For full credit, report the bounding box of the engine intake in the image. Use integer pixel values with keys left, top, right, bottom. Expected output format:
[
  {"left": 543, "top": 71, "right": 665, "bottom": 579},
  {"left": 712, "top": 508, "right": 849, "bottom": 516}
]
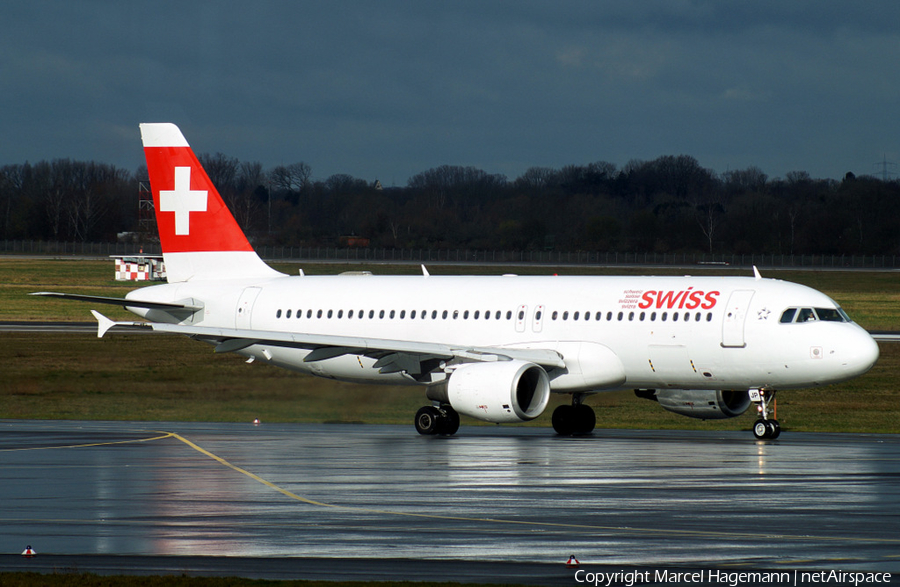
[
  {"left": 428, "top": 360, "right": 551, "bottom": 423},
  {"left": 636, "top": 388, "right": 751, "bottom": 420}
]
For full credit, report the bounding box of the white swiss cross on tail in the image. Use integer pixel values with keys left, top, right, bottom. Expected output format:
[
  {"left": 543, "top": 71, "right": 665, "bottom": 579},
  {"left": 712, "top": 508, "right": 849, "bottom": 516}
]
[{"left": 159, "top": 167, "right": 208, "bottom": 235}]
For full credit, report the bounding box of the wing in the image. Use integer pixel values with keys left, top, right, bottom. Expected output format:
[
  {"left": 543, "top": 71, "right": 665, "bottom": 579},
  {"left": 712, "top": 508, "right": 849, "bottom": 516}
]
[
  {"left": 31, "top": 292, "right": 203, "bottom": 312},
  {"left": 89, "top": 311, "right": 566, "bottom": 375}
]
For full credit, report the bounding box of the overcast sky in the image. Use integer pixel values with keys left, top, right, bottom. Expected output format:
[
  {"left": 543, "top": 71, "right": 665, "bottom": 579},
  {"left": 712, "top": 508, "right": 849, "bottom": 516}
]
[{"left": 3, "top": 1, "right": 900, "bottom": 185}]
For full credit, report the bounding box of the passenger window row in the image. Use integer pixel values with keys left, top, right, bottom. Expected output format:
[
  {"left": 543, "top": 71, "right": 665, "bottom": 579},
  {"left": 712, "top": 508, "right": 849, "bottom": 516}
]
[
  {"left": 275, "top": 308, "right": 515, "bottom": 321},
  {"left": 274, "top": 307, "right": 714, "bottom": 323},
  {"left": 548, "top": 310, "right": 714, "bottom": 323}
]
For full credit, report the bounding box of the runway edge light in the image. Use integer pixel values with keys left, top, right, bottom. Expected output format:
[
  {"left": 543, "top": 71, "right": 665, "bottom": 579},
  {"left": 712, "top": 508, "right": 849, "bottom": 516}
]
[
  {"left": 565, "top": 554, "right": 579, "bottom": 568},
  {"left": 21, "top": 545, "right": 36, "bottom": 558}
]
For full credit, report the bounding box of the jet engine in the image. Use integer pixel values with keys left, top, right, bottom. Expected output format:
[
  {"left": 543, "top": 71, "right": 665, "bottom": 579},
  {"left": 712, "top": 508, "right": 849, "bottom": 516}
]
[
  {"left": 427, "top": 360, "right": 551, "bottom": 423},
  {"left": 635, "top": 388, "right": 751, "bottom": 420}
]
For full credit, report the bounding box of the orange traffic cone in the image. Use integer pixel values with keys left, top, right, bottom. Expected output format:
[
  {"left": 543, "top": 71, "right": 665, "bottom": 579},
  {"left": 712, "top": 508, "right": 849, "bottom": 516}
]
[
  {"left": 565, "top": 554, "right": 579, "bottom": 568},
  {"left": 21, "top": 545, "right": 36, "bottom": 558}
]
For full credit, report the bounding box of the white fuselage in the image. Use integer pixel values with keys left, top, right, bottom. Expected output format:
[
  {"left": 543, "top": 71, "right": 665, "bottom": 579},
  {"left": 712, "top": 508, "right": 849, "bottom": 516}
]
[{"left": 127, "top": 273, "right": 880, "bottom": 394}]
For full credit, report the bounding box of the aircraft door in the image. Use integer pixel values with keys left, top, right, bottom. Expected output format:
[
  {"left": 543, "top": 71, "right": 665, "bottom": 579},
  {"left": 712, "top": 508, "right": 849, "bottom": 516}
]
[
  {"left": 236, "top": 287, "right": 262, "bottom": 329},
  {"left": 721, "top": 290, "right": 755, "bottom": 348}
]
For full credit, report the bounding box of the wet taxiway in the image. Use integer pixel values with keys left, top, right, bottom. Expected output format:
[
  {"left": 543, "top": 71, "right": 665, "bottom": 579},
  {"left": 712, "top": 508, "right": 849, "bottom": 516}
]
[{"left": 1, "top": 421, "right": 898, "bottom": 579}]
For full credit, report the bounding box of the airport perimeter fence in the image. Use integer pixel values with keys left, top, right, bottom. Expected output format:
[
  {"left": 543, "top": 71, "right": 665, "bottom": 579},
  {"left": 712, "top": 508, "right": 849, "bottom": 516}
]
[{"left": 2, "top": 239, "right": 899, "bottom": 269}]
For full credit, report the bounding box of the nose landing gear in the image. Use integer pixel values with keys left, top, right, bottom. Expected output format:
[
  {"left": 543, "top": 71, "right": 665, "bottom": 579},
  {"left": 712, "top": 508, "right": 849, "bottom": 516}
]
[{"left": 750, "top": 388, "right": 780, "bottom": 440}]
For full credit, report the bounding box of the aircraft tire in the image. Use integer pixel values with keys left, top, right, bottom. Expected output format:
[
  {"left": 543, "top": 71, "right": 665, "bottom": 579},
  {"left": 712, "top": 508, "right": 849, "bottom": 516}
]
[
  {"left": 573, "top": 404, "right": 596, "bottom": 435},
  {"left": 753, "top": 420, "right": 767, "bottom": 439},
  {"left": 767, "top": 420, "right": 781, "bottom": 439},
  {"left": 551, "top": 405, "right": 575, "bottom": 435},
  {"left": 753, "top": 419, "right": 771, "bottom": 439},
  {"left": 415, "top": 406, "right": 442, "bottom": 435},
  {"left": 438, "top": 406, "right": 460, "bottom": 435}
]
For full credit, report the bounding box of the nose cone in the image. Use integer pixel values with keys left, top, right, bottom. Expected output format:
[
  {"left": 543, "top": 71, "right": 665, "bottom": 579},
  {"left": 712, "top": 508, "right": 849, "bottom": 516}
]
[{"left": 842, "top": 327, "right": 880, "bottom": 377}]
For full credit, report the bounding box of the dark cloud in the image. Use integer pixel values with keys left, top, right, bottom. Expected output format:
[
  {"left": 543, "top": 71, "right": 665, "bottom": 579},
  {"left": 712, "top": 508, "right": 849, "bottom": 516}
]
[{"left": 1, "top": 1, "right": 899, "bottom": 183}]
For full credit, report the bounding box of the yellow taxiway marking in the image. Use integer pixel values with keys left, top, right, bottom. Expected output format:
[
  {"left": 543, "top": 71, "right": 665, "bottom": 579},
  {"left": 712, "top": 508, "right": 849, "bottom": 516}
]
[
  {"left": 169, "top": 432, "right": 333, "bottom": 508},
  {"left": 0, "top": 432, "right": 175, "bottom": 452},
  {"left": 8, "top": 427, "right": 900, "bottom": 549},
  {"left": 166, "top": 432, "right": 900, "bottom": 545}
]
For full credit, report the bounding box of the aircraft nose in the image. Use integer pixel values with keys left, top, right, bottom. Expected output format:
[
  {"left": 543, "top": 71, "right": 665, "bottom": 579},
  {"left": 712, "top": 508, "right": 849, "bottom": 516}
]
[{"left": 842, "top": 327, "right": 880, "bottom": 376}]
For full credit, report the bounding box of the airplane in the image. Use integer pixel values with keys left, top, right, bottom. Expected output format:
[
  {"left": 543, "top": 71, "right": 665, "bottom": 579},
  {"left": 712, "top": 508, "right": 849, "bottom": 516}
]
[{"left": 34, "top": 123, "right": 881, "bottom": 440}]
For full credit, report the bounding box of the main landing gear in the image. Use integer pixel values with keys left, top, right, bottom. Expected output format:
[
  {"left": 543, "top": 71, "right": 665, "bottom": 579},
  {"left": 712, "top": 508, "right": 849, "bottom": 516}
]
[
  {"left": 751, "top": 388, "right": 781, "bottom": 440},
  {"left": 414, "top": 404, "right": 460, "bottom": 436},
  {"left": 551, "top": 394, "right": 596, "bottom": 436}
]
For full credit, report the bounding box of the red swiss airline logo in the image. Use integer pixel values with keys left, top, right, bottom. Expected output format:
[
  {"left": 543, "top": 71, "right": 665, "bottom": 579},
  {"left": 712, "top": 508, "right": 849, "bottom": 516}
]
[
  {"left": 618, "top": 288, "right": 720, "bottom": 310},
  {"left": 638, "top": 288, "right": 720, "bottom": 310}
]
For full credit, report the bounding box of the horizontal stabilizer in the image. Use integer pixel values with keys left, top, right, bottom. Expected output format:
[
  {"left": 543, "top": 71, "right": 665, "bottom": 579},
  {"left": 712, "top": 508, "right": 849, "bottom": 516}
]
[
  {"left": 92, "top": 310, "right": 116, "bottom": 338},
  {"left": 90, "top": 310, "right": 150, "bottom": 338}
]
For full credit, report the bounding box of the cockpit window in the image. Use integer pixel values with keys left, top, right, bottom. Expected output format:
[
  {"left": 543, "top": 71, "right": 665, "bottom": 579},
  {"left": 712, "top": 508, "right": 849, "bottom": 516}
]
[
  {"left": 779, "top": 308, "right": 797, "bottom": 323},
  {"left": 815, "top": 308, "right": 847, "bottom": 322},
  {"left": 797, "top": 308, "right": 816, "bottom": 322},
  {"left": 780, "top": 307, "right": 850, "bottom": 324}
]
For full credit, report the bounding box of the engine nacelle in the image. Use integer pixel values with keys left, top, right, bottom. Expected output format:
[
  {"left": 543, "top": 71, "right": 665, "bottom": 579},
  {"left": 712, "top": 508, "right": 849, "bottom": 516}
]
[
  {"left": 428, "top": 360, "right": 551, "bottom": 423},
  {"left": 638, "top": 389, "right": 752, "bottom": 420}
]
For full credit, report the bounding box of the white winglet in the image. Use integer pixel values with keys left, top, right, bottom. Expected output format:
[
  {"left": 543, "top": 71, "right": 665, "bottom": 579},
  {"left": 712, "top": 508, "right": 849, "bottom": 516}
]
[
  {"left": 91, "top": 310, "right": 117, "bottom": 338},
  {"left": 421, "top": 264, "right": 430, "bottom": 277},
  {"left": 753, "top": 266, "right": 762, "bottom": 281}
]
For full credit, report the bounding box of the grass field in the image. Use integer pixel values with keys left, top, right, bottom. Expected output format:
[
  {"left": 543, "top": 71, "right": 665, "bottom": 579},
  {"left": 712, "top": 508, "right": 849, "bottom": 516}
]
[{"left": 1, "top": 258, "right": 898, "bottom": 433}]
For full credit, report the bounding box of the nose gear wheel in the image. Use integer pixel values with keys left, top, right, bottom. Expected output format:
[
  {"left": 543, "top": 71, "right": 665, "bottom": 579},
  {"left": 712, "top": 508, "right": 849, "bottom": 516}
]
[{"left": 750, "top": 388, "right": 781, "bottom": 440}]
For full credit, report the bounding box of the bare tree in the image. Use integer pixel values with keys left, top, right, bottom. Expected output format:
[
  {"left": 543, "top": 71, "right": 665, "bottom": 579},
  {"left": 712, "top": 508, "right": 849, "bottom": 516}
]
[
  {"left": 65, "top": 162, "right": 124, "bottom": 242},
  {"left": 270, "top": 162, "right": 311, "bottom": 194},
  {"left": 408, "top": 165, "right": 507, "bottom": 212},
  {"left": 515, "top": 166, "right": 557, "bottom": 190},
  {"left": 325, "top": 174, "right": 366, "bottom": 194},
  {"left": 200, "top": 152, "right": 254, "bottom": 228},
  {"left": 231, "top": 161, "right": 266, "bottom": 232},
  {"left": 44, "top": 160, "right": 69, "bottom": 240},
  {"left": 198, "top": 152, "right": 239, "bottom": 195},
  {"left": 237, "top": 161, "right": 264, "bottom": 193},
  {"left": 787, "top": 206, "right": 800, "bottom": 255},
  {"left": 0, "top": 164, "right": 25, "bottom": 238},
  {"left": 696, "top": 200, "right": 725, "bottom": 253},
  {"left": 723, "top": 166, "right": 768, "bottom": 193}
]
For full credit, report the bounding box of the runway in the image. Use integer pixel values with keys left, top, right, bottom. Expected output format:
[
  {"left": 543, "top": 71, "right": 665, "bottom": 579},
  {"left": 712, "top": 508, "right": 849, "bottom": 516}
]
[
  {"left": 0, "top": 321, "right": 98, "bottom": 334},
  {"left": 1, "top": 421, "right": 899, "bottom": 581}
]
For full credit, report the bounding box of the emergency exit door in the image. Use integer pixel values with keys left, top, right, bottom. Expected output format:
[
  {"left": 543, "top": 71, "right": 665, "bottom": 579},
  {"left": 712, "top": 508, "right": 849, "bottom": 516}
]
[
  {"left": 236, "top": 287, "right": 262, "bottom": 329},
  {"left": 721, "top": 290, "right": 754, "bottom": 348}
]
